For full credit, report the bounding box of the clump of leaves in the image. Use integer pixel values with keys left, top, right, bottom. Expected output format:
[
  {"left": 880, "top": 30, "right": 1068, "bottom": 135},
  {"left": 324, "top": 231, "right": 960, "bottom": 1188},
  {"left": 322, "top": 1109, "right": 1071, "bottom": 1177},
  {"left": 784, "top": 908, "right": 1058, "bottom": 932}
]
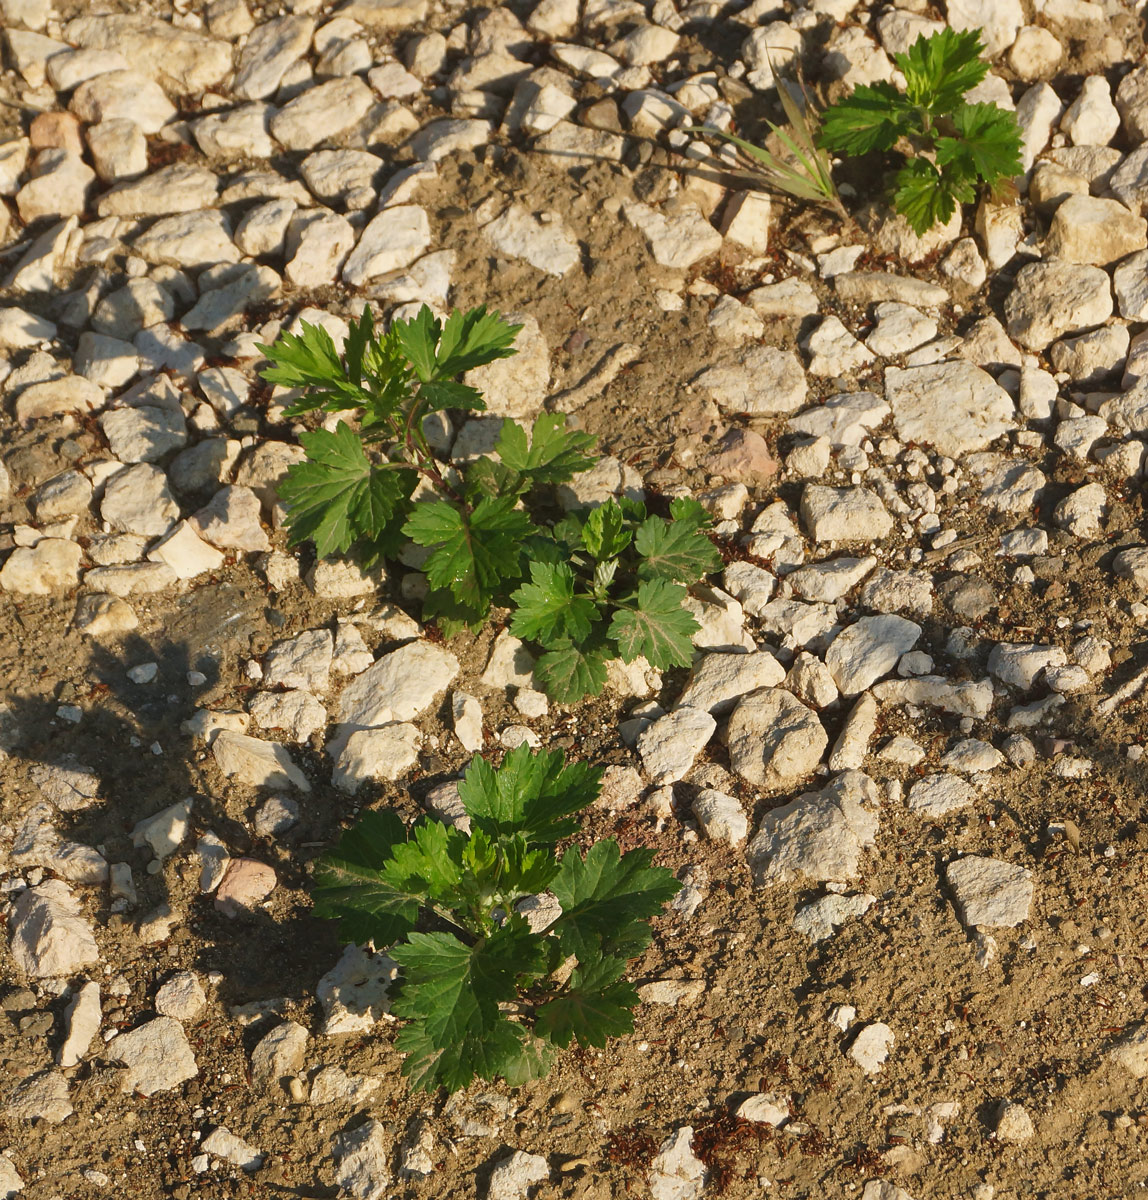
[
  {"left": 313, "top": 744, "right": 681, "bottom": 1093},
  {"left": 259, "top": 304, "right": 721, "bottom": 703},
  {"left": 818, "top": 27, "right": 1023, "bottom": 235}
]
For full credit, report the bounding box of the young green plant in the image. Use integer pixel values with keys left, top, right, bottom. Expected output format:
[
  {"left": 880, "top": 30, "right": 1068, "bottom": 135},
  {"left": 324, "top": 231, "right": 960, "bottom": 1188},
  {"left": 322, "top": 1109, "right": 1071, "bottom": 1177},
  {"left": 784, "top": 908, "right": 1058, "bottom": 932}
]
[
  {"left": 313, "top": 744, "right": 682, "bottom": 1093},
  {"left": 819, "top": 27, "right": 1023, "bottom": 234},
  {"left": 259, "top": 305, "right": 721, "bottom": 704}
]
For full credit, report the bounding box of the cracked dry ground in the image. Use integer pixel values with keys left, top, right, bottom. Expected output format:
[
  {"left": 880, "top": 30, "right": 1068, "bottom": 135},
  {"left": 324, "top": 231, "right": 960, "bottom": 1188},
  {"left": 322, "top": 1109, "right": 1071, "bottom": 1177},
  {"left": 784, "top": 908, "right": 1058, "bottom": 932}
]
[{"left": 5, "top": 0, "right": 1148, "bottom": 1198}]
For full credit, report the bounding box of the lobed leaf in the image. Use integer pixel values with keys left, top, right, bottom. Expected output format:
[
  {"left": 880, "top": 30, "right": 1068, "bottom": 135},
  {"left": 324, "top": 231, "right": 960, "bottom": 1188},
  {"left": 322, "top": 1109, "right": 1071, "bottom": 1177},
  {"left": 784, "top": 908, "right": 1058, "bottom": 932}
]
[
  {"left": 497, "top": 414, "right": 598, "bottom": 486},
  {"left": 819, "top": 81, "right": 911, "bottom": 156},
  {"left": 551, "top": 839, "right": 681, "bottom": 960},
  {"left": 402, "top": 496, "right": 534, "bottom": 612},
  {"left": 534, "top": 949, "right": 638, "bottom": 1049},
  {"left": 937, "top": 101, "right": 1024, "bottom": 186},
  {"left": 533, "top": 640, "right": 610, "bottom": 704},
  {"left": 634, "top": 512, "right": 722, "bottom": 584},
  {"left": 312, "top": 810, "right": 420, "bottom": 948},
  {"left": 895, "top": 27, "right": 987, "bottom": 114},
  {"left": 608, "top": 578, "right": 699, "bottom": 670},
  {"left": 279, "top": 423, "right": 416, "bottom": 559},
  {"left": 582, "top": 500, "right": 631, "bottom": 561},
  {"left": 456, "top": 743, "right": 602, "bottom": 847},
  {"left": 509, "top": 561, "right": 601, "bottom": 646}
]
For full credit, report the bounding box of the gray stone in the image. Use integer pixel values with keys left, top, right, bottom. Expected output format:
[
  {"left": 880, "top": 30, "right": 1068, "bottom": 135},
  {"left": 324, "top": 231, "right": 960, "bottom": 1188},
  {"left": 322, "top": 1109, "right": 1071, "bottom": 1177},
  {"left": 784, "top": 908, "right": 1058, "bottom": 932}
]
[
  {"left": 343, "top": 206, "right": 431, "bottom": 287},
  {"left": 488, "top": 1151, "right": 549, "bottom": 1200},
  {"left": 202, "top": 1126, "right": 263, "bottom": 1172},
  {"left": 154, "top": 971, "right": 207, "bottom": 1021},
  {"left": 134, "top": 210, "right": 239, "bottom": 269},
  {"left": 793, "top": 891, "right": 876, "bottom": 942},
  {"left": 318, "top": 944, "right": 399, "bottom": 1035},
  {"left": 9, "top": 880, "right": 99, "bottom": 978},
  {"left": 233, "top": 14, "right": 314, "bottom": 99},
  {"left": 1045, "top": 195, "right": 1146, "bottom": 266},
  {"left": 97, "top": 164, "right": 219, "bottom": 218},
  {"left": 249, "top": 690, "right": 327, "bottom": 742},
  {"left": 987, "top": 642, "right": 1067, "bottom": 690},
  {"left": 332, "top": 724, "right": 422, "bottom": 792},
  {"left": 483, "top": 204, "right": 579, "bottom": 276},
  {"left": 270, "top": 76, "right": 374, "bottom": 150},
  {"left": 263, "top": 629, "right": 334, "bottom": 693},
  {"left": 622, "top": 199, "right": 722, "bottom": 269},
  {"left": 5, "top": 1071, "right": 72, "bottom": 1124},
  {"left": 251, "top": 1020, "right": 308, "bottom": 1090},
  {"left": 691, "top": 789, "right": 748, "bottom": 846},
  {"left": 191, "top": 485, "right": 270, "bottom": 552},
  {"left": 747, "top": 770, "right": 880, "bottom": 886},
  {"left": 285, "top": 209, "right": 355, "bottom": 287},
  {"left": 99, "top": 406, "right": 187, "bottom": 463}
]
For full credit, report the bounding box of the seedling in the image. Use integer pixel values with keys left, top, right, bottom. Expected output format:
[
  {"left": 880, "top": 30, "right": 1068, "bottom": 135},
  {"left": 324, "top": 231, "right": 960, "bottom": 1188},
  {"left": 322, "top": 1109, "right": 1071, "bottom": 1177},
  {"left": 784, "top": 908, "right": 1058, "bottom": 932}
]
[
  {"left": 819, "top": 27, "right": 1023, "bottom": 234},
  {"left": 259, "top": 305, "right": 721, "bottom": 703},
  {"left": 313, "top": 744, "right": 681, "bottom": 1093}
]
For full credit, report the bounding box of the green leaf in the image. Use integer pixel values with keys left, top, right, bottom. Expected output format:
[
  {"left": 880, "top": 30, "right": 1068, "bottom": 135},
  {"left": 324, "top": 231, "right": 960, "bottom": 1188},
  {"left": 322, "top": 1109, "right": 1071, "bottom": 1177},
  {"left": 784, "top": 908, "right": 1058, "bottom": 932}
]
[
  {"left": 434, "top": 305, "right": 523, "bottom": 378},
  {"left": 312, "top": 810, "right": 420, "bottom": 948},
  {"left": 402, "top": 496, "right": 534, "bottom": 611},
  {"left": 896, "top": 27, "right": 987, "bottom": 114},
  {"left": 534, "top": 640, "right": 610, "bottom": 704},
  {"left": 456, "top": 743, "right": 602, "bottom": 847},
  {"left": 582, "top": 500, "right": 631, "bottom": 561},
  {"left": 608, "top": 578, "right": 698, "bottom": 670},
  {"left": 381, "top": 820, "right": 467, "bottom": 909},
  {"left": 258, "top": 321, "right": 368, "bottom": 415},
  {"left": 391, "top": 923, "right": 548, "bottom": 1092},
  {"left": 344, "top": 306, "right": 375, "bottom": 389},
  {"left": 819, "top": 81, "right": 911, "bottom": 156},
  {"left": 634, "top": 514, "right": 722, "bottom": 584},
  {"left": 891, "top": 156, "right": 972, "bottom": 236},
  {"left": 418, "top": 378, "right": 486, "bottom": 413},
  {"left": 279, "top": 422, "right": 416, "bottom": 559},
  {"left": 534, "top": 950, "right": 639, "bottom": 1049},
  {"left": 497, "top": 414, "right": 598, "bottom": 486},
  {"left": 509, "top": 561, "right": 600, "bottom": 645},
  {"left": 937, "top": 101, "right": 1023, "bottom": 186},
  {"left": 391, "top": 304, "right": 440, "bottom": 382},
  {"left": 551, "top": 839, "right": 680, "bottom": 961}
]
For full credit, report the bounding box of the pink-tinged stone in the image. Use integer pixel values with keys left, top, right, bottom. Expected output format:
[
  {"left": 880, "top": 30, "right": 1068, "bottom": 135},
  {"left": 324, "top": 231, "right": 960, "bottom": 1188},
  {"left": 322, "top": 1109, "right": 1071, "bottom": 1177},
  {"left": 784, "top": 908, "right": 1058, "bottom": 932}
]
[
  {"left": 703, "top": 428, "right": 778, "bottom": 488},
  {"left": 214, "top": 858, "right": 276, "bottom": 917}
]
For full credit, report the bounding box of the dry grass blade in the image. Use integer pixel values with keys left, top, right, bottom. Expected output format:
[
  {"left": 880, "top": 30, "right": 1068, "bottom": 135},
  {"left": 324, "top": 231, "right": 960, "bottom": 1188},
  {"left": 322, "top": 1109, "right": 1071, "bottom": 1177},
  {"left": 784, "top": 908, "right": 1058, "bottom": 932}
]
[{"left": 684, "top": 51, "right": 847, "bottom": 221}]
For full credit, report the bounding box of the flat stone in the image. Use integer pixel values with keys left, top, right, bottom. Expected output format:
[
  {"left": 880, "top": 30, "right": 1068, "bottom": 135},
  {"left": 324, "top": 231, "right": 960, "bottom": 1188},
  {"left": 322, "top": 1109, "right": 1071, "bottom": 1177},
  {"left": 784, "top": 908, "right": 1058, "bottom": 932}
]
[
  {"left": 30, "top": 758, "right": 100, "bottom": 810},
  {"left": 885, "top": 361, "right": 1015, "bottom": 457},
  {"left": 691, "top": 788, "right": 748, "bottom": 846},
  {"left": 801, "top": 485, "right": 893, "bottom": 543},
  {"left": 134, "top": 210, "right": 239, "bottom": 269},
  {"left": 5, "top": 1071, "right": 72, "bottom": 1124},
  {"left": 488, "top": 1151, "right": 549, "bottom": 1200},
  {"left": 212, "top": 731, "right": 311, "bottom": 791},
  {"left": 191, "top": 485, "right": 270, "bottom": 552},
  {"left": 99, "top": 406, "right": 187, "bottom": 463},
  {"left": 905, "top": 773, "right": 976, "bottom": 817},
  {"left": 249, "top": 690, "right": 327, "bottom": 742},
  {"left": 71, "top": 70, "right": 175, "bottom": 133},
  {"left": 147, "top": 521, "right": 225, "bottom": 581},
  {"left": 483, "top": 203, "right": 579, "bottom": 276},
  {"left": 788, "top": 391, "right": 890, "bottom": 448},
  {"left": 674, "top": 650, "right": 785, "bottom": 715},
  {"left": 263, "top": 629, "right": 334, "bottom": 693},
  {"left": 333, "top": 1119, "right": 391, "bottom": 1200},
  {"left": 692, "top": 345, "right": 806, "bottom": 415},
  {"left": 987, "top": 642, "right": 1067, "bottom": 690},
  {"left": 193, "top": 102, "right": 276, "bottom": 160},
  {"left": 233, "top": 14, "right": 314, "bottom": 99},
  {"left": 155, "top": 971, "right": 207, "bottom": 1021},
  {"left": 251, "top": 1020, "right": 308, "bottom": 1090},
  {"left": 343, "top": 205, "right": 431, "bottom": 286},
  {"left": 318, "top": 944, "right": 398, "bottom": 1035},
  {"left": 637, "top": 706, "right": 717, "bottom": 784},
  {"left": 726, "top": 688, "right": 827, "bottom": 788},
  {"left": 182, "top": 264, "right": 280, "bottom": 332},
  {"left": 336, "top": 641, "right": 459, "bottom": 729},
  {"left": 8, "top": 880, "right": 99, "bottom": 978},
  {"left": 793, "top": 892, "right": 876, "bottom": 942},
  {"left": 1004, "top": 261, "right": 1112, "bottom": 351},
  {"left": 806, "top": 315, "right": 876, "bottom": 375},
  {"left": 202, "top": 1126, "right": 263, "bottom": 1172},
  {"left": 408, "top": 117, "right": 492, "bottom": 163},
  {"left": 107, "top": 1017, "right": 197, "bottom": 1095},
  {"left": 1045, "top": 195, "right": 1147, "bottom": 266},
  {"left": 14, "top": 374, "right": 103, "bottom": 423},
  {"left": 850, "top": 1023, "right": 895, "bottom": 1075},
  {"left": 332, "top": 724, "right": 422, "bottom": 792},
  {"left": 648, "top": 1127, "right": 707, "bottom": 1200},
  {"left": 270, "top": 76, "right": 373, "bottom": 150},
  {"left": 946, "top": 854, "right": 1033, "bottom": 928},
  {"left": 825, "top": 615, "right": 921, "bottom": 696},
  {"left": 285, "top": 209, "right": 355, "bottom": 287},
  {"left": 622, "top": 199, "right": 721, "bottom": 269},
  {"left": 0, "top": 538, "right": 82, "bottom": 594},
  {"left": 1108, "top": 1024, "right": 1148, "bottom": 1079},
  {"left": 97, "top": 164, "right": 219, "bottom": 218},
  {"left": 214, "top": 858, "right": 277, "bottom": 916},
  {"left": 747, "top": 770, "right": 880, "bottom": 886}
]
